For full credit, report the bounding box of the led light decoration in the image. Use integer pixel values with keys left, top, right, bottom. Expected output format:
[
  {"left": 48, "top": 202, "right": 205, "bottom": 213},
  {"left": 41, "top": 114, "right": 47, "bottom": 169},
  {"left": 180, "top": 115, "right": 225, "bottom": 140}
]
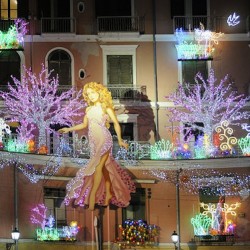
[
  {"left": 215, "top": 120, "right": 237, "bottom": 154},
  {"left": 31, "top": 203, "right": 79, "bottom": 241},
  {"left": 0, "top": 118, "right": 11, "bottom": 143},
  {"left": 200, "top": 201, "right": 240, "bottom": 234},
  {"left": 227, "top": 13, "right": 240, "bottom": 26},
  {"left": 0, "top": 65, "right": 85, "bottom": 147},
  {"left": 0, "top": 18, "right": 28, "bottom": 50},
  {"left": 146, "top": 167, "right": 250, "bottom": 196},
  {"left": 238, "top": 136, "right": 250, "bottom": 156},
  {"left": 150, "top": 139, "right": 173, "bottom": 159},
  {"left": 30, "top": 204, "right": 47, "bottom": 229},
  {"left": 115, "top": 219, "right": 160, "bottom": 247},
  {"left": 191, "top": 214, "right": 212, "bottom": 235},
  {"left": 175, "top": 25, "right": 223, "bottom": 60},
  {"left": 166, "top": 70, "right": 250, "bottom": 150}
]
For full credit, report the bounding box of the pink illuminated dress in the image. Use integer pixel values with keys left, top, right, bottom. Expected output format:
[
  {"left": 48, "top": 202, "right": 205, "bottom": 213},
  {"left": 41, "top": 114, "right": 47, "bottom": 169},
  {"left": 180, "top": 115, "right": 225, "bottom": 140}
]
[{"left": 64, "top": 105, "right": 135, "bottom": 207}]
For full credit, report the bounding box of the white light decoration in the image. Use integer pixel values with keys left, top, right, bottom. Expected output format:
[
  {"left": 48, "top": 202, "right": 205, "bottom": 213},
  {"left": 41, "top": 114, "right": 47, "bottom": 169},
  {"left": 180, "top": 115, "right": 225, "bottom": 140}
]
[
  {"left": 227, "top": 13, "right": 240, "bottom": 26},
  {"left": 194, "top": 23, "right": 224, "bottom": 58},
  {"left": 0, "top": 118, "right": 11, "bottom": 143},
  {"left": 215, "top": 120, "right": 237, "bottom": 153}
]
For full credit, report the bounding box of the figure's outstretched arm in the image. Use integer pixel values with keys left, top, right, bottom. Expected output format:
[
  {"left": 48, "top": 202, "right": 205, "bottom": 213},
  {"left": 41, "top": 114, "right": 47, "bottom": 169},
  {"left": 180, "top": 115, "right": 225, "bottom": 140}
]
[
  {"left": 106, "top": 108, "right": 128, "bottom": 149},
  {"left": 59, "top": 115, "right": 88, "bottom": 133}
]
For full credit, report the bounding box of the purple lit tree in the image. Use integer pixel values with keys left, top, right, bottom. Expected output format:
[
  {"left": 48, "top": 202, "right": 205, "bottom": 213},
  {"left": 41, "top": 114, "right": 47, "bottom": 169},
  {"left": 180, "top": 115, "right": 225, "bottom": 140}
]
[
  {"left": 166, "top": 69, "right": 250, "bottom": 144},
  {"left": 0, "top": 65, "right": 85, "bottom": 147}
]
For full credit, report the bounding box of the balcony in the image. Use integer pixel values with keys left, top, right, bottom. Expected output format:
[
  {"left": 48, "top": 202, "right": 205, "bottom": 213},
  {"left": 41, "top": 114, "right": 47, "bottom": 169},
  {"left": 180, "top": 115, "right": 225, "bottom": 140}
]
[
  {"left": 97, "top": 16, "right": 145, "bottom": 34},
  {"left": 173, "top": 15, "right": 249, "bottom": 33},
  {"left": 107, "top": 85, "right": 146, "bottom": 102},
  {"left": 41, "top": 18, "right": 76, "bottom": 34}
]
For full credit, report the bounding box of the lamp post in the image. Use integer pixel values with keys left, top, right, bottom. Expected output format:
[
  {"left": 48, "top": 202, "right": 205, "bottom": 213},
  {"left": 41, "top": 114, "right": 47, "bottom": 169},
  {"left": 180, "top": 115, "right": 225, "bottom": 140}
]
[
  {"left": 6, "top": 228, "right": 20, "bottom": 250},
  {"left": 171, "top": 231, "right": 179, "bottom": 250},
  {"left": 175, "top": 168, "right": 182, "bottom": 250}
]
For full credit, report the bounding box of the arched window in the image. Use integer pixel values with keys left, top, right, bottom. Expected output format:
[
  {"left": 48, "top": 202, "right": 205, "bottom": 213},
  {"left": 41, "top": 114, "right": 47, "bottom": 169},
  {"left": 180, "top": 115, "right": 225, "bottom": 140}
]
[
  {"left": 48, "top": 49, "right": 72, "bottom": 85},
  {"left": 0, "top": 51, "right": 20, "bottom": 90}
]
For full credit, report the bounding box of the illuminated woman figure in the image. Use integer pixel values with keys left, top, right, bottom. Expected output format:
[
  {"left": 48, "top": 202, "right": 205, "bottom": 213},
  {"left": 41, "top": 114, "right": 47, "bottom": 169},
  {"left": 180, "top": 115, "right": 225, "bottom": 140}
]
[{"left": 59, "top": 82, "right": 135, "bottom": 210}]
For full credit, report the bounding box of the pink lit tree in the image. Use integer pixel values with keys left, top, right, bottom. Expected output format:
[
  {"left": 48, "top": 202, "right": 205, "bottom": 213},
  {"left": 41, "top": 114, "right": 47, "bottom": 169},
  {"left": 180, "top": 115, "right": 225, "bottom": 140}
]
[
  {"left": 166, "top": 69, "right": 250, "bottom": 144},
  {"left": 0, "top": 65, "right": 85, "bottom": 147}
]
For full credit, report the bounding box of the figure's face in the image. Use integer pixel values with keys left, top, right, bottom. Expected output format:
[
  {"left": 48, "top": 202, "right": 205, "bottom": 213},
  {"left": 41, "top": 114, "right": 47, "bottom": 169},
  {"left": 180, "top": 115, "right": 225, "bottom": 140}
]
[{"left": 86, "top": 88, "right": 100, "bottom": 103}]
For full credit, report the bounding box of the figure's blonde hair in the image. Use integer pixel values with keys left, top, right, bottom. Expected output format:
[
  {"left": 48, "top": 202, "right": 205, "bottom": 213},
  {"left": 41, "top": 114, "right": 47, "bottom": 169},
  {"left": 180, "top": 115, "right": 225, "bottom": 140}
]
[{"left": 83, "top": 82, "right": 114, "bottom": 127}]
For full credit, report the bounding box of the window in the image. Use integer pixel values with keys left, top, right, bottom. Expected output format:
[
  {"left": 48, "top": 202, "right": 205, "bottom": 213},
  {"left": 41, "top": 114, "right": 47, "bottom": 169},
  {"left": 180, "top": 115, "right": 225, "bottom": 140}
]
[
  {"left": 48, "top": 49, "right": 72, "bottom": 85},
  {"left": 101, "top": 45, "right": 138, "bottom": 86},
  {"left": 182, "top": 61, "right": 208, "bottom": 85},
  {"left": 38, "top": 0, "right": 70, "bottom": 18},
  {"left": 0, "top": 51, "right": 20, "bottom": 90},
  {"left": 95, "top": 0, "right": 131, "bottom": 17},
  {"left": 0, "top": 0, "right": 17, "bottom": 19},
  {"left": 122, "top": 188, "right": 146, "bottom": 221},
  {"left": 44, "top": 187, "right": 67, "bottom": 227},
  {"left": 107, "top": 55, "right": 133, "bottom": 85}
]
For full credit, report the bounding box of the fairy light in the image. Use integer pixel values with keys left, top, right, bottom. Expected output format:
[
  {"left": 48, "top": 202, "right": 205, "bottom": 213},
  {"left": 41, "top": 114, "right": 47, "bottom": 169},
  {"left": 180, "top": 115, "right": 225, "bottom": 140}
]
[
  {"left": 30, "top": 204, "right": 47, "bottom": 229},
  {"left": 166, "top": 70, "right": 250, "bottom": 151},
  {"left": 146, "top": 167, "right": 250, "bottom": 196},
  {"left": 215, "top": 120, "right": 237, "bottom": 153},
  {"left": 150, "top": 139, "right": 173, "bottom": 159},
  {"left": 191, "top": 214, "right": 212, "bottom": 235},
  {"left": 238, "top": 136, "right": 250, "bottom": 156},
  {"left": 0, "top": 65, "right": 85, "bottom": 147},
  {"left": 0, "top": 18, "right": 28, "bottom": 50},
  {"left": 227, "top": 13, "right": 240, "bottom": 26},
  {"left": 116, "top": 219, "right": 160, "bottom": 247}
]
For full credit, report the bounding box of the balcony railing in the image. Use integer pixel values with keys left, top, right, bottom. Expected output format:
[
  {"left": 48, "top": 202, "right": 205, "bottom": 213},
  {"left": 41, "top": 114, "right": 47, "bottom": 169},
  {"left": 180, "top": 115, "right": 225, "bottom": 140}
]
[
  {"left": 173, "top": 16, "right": 215, "bottom": 32},
  {"left": 97, "top": 16, "right": 145, "bottom": 34},
  {"left": 41, "top": 18, "right": 76, "bottom": 34},
  {"left": 107, "top": 85, "right": 146, "bottom": 102}
]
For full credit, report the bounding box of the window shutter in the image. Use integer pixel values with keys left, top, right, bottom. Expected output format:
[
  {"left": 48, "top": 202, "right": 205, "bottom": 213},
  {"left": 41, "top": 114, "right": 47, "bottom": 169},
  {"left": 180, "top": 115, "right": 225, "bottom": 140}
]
[{"left": 107, "top": 55, "right": 133, "bottom": 85}]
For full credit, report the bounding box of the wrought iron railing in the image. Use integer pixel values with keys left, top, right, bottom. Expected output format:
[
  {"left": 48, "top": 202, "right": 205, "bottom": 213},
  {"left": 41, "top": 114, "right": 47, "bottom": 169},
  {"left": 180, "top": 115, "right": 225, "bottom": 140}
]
[
  {"left": 41, "top": 18, "right": 76, "bottom": 34},
  {"left": 173, "top": 16, "right": 213, "bottom": 32},
  {"left": 97, "top": 16, "right": 145, "bottom": 34},
  {"left": 107, "top": 85, "right": 146, "bottom": 101}
]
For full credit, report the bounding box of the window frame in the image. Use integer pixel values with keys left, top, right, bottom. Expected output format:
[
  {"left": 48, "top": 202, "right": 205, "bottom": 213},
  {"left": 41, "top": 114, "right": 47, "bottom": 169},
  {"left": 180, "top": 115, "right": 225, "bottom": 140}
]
[
  {"left": 100, "top": 45, "right": 138, "bottom": 86},
  {"left": 45, "top": 47, "right": 75, "bottom": 87}
]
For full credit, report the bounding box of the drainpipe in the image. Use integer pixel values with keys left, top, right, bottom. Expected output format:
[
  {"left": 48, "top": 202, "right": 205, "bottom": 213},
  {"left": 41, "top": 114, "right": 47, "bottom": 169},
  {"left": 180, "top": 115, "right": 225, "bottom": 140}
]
[{"left": 152, "top": 0, "right": 159, "bottom": 141}]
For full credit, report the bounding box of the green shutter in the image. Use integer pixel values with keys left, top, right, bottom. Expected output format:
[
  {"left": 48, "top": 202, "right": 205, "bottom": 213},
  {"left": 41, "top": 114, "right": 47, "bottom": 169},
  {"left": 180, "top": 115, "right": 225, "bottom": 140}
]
[{"left": 107, "top": 55, "right": 133, "bottom": 85}]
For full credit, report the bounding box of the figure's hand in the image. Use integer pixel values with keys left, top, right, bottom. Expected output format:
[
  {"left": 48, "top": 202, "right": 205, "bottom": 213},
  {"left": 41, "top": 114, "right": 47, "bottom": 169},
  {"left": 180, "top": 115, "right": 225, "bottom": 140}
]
[
  {"left": 118, "top": 140, "right": 129, "bottom": 150},
  {"left": 58, "top": 127, "right": 70, "bottom": 133}
]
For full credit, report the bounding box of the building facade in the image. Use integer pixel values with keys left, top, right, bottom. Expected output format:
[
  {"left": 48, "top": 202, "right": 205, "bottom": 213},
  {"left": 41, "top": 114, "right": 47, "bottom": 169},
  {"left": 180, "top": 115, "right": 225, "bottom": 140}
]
[{"left": 0, "top": 0, "right": 249, "bottom": 249}]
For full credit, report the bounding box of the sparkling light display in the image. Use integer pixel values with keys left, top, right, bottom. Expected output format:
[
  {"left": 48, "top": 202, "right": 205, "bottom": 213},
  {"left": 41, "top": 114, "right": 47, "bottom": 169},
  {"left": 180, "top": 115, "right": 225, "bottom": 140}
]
[
  {"left": 0, "top": 118, "right": 11, "bottom": 142},
  {"left": 227, "top": 13, "right": 240, "bottom": 26},
  {"left": 31, "top": 203, "right": 79, "bottom": 241},
  {"left": 175, "top": 25, "right": 223, "bottom": 60},
  {"left": 146, "top": 167, "right": 250, "bottom": 196},
  {"left": 191, "top": 214, "right": 212, "bottom": 235},
  {"left": 115, "top": 219, "right": 160, "bottom": 247},
  {"left": 215, "top": 120, "right": 237, "bottom": 154},
  {"left": 200, "top": 201, "right": 240, "bottom": 235},
  {"left": 0, "top": 18, "right": 28, "bottom": 50},
  {"left": 166, "top": 70, "right": 250, "bottom": 150},
  {"left": 238, "top": 136, "right": 250, "bottom": 156},
  {"left": 150, "top": 139, "right": 173, "bottom": 159},
  {"left": 0, "top": 65, "right": 85, "bottom": 147},
  {"left": 30, "top": 204, "right": 47, "bottom": 229}
]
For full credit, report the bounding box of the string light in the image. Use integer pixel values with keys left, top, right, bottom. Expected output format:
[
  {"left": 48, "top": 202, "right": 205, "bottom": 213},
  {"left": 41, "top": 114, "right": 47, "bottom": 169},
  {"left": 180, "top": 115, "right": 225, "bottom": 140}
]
[
  {"left": 166, "top": 70, "right": 250, "bottom": 149},
  {"left": 0, "top": 65, "right": 85, "bottom": 147}
]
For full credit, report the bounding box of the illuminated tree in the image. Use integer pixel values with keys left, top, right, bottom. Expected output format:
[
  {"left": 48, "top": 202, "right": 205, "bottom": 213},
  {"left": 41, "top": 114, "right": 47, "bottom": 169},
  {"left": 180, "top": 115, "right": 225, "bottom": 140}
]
[
  {"left": 0, "top": 65, "right": 85, "bottom": 147},
  {"left": 166, "top": 69, "right": 250, "bottom": 144}
]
